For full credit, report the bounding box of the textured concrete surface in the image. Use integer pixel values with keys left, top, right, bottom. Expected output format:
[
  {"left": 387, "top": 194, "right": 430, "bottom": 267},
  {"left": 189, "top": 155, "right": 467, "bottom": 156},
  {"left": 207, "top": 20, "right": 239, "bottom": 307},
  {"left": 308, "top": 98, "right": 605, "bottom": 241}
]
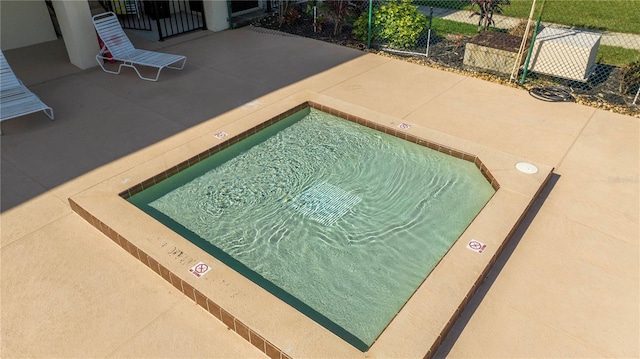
[{"left": 1, "top": 26, "right": 638, "bottom": 358}]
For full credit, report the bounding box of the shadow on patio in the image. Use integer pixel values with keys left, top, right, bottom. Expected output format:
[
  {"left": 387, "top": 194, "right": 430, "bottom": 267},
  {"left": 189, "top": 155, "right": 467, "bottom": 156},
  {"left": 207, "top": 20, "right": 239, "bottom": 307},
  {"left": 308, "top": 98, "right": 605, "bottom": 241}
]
[{"left": 1, "top": 27, "right": 365, "bottom": 212}]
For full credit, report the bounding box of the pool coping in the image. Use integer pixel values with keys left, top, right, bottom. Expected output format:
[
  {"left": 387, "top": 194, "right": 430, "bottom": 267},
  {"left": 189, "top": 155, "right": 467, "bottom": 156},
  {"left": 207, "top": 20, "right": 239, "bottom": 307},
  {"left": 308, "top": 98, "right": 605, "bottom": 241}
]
[{"left": 69, "top": 90, "right": 553, "bottom": 359}]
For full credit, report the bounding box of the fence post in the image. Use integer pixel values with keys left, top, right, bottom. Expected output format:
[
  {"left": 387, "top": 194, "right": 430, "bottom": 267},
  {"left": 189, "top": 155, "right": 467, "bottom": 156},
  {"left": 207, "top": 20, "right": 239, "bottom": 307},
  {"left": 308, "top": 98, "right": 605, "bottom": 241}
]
[
  {"left": 226, "top": 0, "right": 233, "bottom": 29},
  {"left": 425, "top": 6, "right": 433, "bottom": 57},
  {"left": 510, "top": 0, "right": 537, "bottom": 82},
  {"left": 520, "top": 13, "right": 542, "bottom": 85},
  {"left": 367, "top": 0, "right": 373, "bottom": 49}
]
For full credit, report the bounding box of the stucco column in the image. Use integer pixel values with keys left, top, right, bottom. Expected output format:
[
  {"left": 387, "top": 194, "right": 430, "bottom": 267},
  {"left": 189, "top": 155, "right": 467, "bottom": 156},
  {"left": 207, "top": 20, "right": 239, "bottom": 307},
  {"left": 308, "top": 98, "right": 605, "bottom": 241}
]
[
  {"left": 52, "top": 0, "right": 98, "bottom": 69},
  {"left": 203, "top": 0, "right": 230, "bottom": 32}
]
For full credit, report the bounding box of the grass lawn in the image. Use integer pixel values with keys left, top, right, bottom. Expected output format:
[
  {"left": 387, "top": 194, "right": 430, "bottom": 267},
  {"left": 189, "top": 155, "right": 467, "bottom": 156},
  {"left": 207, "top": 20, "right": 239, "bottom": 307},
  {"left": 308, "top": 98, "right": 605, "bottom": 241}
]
[
  {"left": 504, "top": 0, "right": 640, "bottom": 34},
  {"left": 427, "top": 18, "right": 640, "bottom": 66},
  {"left": 431, "top": 17, "right": 481, "bottom": 36},
  {"left": 597, "top": 45, "right": 640, "bottom": 67},
  {"left": 416, "top": 0, "right": 640, "bottom": 66},
  {"left": 416, "top": 0, "right": 640, "bottom": 34}
]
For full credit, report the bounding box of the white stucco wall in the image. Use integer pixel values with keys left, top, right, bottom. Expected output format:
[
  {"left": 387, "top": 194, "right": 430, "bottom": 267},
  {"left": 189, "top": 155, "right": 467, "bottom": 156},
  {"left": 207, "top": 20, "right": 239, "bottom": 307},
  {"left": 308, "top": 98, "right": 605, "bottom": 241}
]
[
  {"left": 1, "top": 0, "right": 228, "bottom": 67},
  {"left": 51, "top": 0, "right": 98, "bottom": 69},
  {"left": 204, "top": 0, "right": 230, "bottom": 32},
  {"left": 0, "top": 0, "right": 57, "bottom": 50}
]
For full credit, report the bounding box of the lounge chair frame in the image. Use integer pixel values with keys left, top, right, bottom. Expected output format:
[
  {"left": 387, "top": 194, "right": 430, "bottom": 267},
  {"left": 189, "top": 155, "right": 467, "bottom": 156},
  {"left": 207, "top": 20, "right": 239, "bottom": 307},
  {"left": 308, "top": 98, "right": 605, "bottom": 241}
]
[
  {"left": 92, "top": 12, "right": 186, "bottom": 82},
  {"left": 0, "top": 50, "right": 54, "bottom": 135}
]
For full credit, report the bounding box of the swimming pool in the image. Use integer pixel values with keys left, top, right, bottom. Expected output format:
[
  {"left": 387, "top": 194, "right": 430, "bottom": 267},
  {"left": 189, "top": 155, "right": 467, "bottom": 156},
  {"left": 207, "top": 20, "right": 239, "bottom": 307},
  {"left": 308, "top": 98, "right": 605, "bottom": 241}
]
[
  {"left": 126, "top": 107, "right": 495, "bottom": 350},
  {"left": 69, "top": 93, "right": 552, "bottom": 358}
]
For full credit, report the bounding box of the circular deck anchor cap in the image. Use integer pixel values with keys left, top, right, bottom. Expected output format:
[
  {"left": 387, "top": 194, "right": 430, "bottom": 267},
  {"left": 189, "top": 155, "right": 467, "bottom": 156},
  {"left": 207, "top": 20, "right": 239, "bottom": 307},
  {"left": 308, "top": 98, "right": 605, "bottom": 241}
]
[{"left": 516, "top": 162, "right": 538, "bottom": 174}]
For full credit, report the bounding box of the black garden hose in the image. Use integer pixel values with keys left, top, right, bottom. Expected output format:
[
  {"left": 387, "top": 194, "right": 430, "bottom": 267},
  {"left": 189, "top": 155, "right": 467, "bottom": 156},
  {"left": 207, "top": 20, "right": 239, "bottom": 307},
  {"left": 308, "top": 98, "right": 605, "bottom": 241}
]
[{"left": 529, "top": 86, "right": 574, "bottom": 102}]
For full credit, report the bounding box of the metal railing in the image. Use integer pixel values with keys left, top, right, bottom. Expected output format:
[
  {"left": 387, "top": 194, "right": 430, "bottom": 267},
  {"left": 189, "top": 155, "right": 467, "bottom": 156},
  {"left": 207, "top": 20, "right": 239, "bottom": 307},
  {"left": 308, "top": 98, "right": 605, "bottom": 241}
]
[{"left": 99, "top": 0, "right": 206, "bottom": 41}]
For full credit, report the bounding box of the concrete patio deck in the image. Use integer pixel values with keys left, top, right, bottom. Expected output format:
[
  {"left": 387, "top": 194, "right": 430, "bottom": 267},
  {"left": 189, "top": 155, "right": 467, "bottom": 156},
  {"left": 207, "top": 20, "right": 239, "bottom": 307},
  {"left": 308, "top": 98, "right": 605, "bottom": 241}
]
[{"left": 1, "top": 26, "right": 638, "bottom": 358}]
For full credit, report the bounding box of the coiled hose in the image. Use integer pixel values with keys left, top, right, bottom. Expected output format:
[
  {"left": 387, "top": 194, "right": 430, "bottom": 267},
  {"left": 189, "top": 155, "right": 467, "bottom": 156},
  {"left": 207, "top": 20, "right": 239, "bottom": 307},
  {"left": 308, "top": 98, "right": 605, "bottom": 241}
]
[{"left": 529, "top": 87, "right": 574, "bottom": 102}]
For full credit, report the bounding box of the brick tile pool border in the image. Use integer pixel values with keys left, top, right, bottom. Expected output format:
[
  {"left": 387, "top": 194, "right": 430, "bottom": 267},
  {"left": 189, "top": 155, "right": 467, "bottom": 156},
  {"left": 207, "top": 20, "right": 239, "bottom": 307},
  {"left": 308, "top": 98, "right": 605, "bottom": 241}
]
[{"left": 69, "top": 92, "right": 552, "bottom": 358}]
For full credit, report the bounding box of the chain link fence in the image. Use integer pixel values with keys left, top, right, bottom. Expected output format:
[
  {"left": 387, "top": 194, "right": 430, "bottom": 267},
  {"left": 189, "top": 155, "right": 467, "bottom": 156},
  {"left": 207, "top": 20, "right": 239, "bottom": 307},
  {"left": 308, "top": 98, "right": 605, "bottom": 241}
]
[
  {"left": 361, "top": 0, "right": 640, "bottom": 110},
  {"left": 259, "top": 0, "right": 639, "bottom": 113}
]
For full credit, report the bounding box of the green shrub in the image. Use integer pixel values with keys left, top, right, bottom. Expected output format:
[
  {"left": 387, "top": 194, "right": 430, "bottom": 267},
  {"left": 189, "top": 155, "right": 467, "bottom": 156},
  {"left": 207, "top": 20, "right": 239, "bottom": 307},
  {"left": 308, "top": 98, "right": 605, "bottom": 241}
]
[
  {"left": 353, "top": 0, "right": 428, "bottom": 49},
  {"left": 321, "top": 0, "right": 357, "bottom": 36},
  {"left": 470, "top": 0, "right": 510, "bottom": 32},
  {"left": 597, "top": 46, "right": 640, "bottom": 67},
  {"left": 620, "top": 60, "right": 640, "bottom": 95}
]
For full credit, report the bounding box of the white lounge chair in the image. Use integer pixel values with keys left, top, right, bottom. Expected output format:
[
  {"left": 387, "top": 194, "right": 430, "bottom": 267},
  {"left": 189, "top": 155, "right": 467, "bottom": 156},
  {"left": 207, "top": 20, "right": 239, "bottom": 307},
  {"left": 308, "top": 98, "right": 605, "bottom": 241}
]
[
  {"left": 92, "top": 12, "right": 186, "bottom": 81},
  {"left": 0, "top": 50, "right": 54, "bottom": 135}
]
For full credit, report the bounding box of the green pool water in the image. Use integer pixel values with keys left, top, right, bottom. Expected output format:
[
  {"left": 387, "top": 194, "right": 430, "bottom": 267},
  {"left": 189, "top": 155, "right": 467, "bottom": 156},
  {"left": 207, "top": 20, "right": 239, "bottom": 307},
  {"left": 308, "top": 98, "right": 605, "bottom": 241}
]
[{"left": 128, "top": 107, "right": 495, "bottom": 350}]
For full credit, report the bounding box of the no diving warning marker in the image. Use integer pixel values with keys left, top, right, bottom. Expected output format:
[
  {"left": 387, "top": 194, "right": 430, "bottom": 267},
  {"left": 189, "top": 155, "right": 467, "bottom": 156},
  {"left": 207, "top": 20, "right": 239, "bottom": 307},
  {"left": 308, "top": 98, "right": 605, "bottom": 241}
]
[
  {"left": 466, "top": 240, "right": 487, "bottom": 254},
  {"left": 189, "top": 261, "right": 212, "bottom": 278}
]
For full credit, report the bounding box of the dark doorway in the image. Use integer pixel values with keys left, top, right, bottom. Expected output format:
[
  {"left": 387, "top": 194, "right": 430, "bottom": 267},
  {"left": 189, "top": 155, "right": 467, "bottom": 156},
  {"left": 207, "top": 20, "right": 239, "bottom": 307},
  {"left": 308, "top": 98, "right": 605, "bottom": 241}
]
[
  {"left": 98, "top": 0, "right": 206, "bottom": 41},
  {"left": 230, "top": 0, "right": 259, "bottom": 13}
]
